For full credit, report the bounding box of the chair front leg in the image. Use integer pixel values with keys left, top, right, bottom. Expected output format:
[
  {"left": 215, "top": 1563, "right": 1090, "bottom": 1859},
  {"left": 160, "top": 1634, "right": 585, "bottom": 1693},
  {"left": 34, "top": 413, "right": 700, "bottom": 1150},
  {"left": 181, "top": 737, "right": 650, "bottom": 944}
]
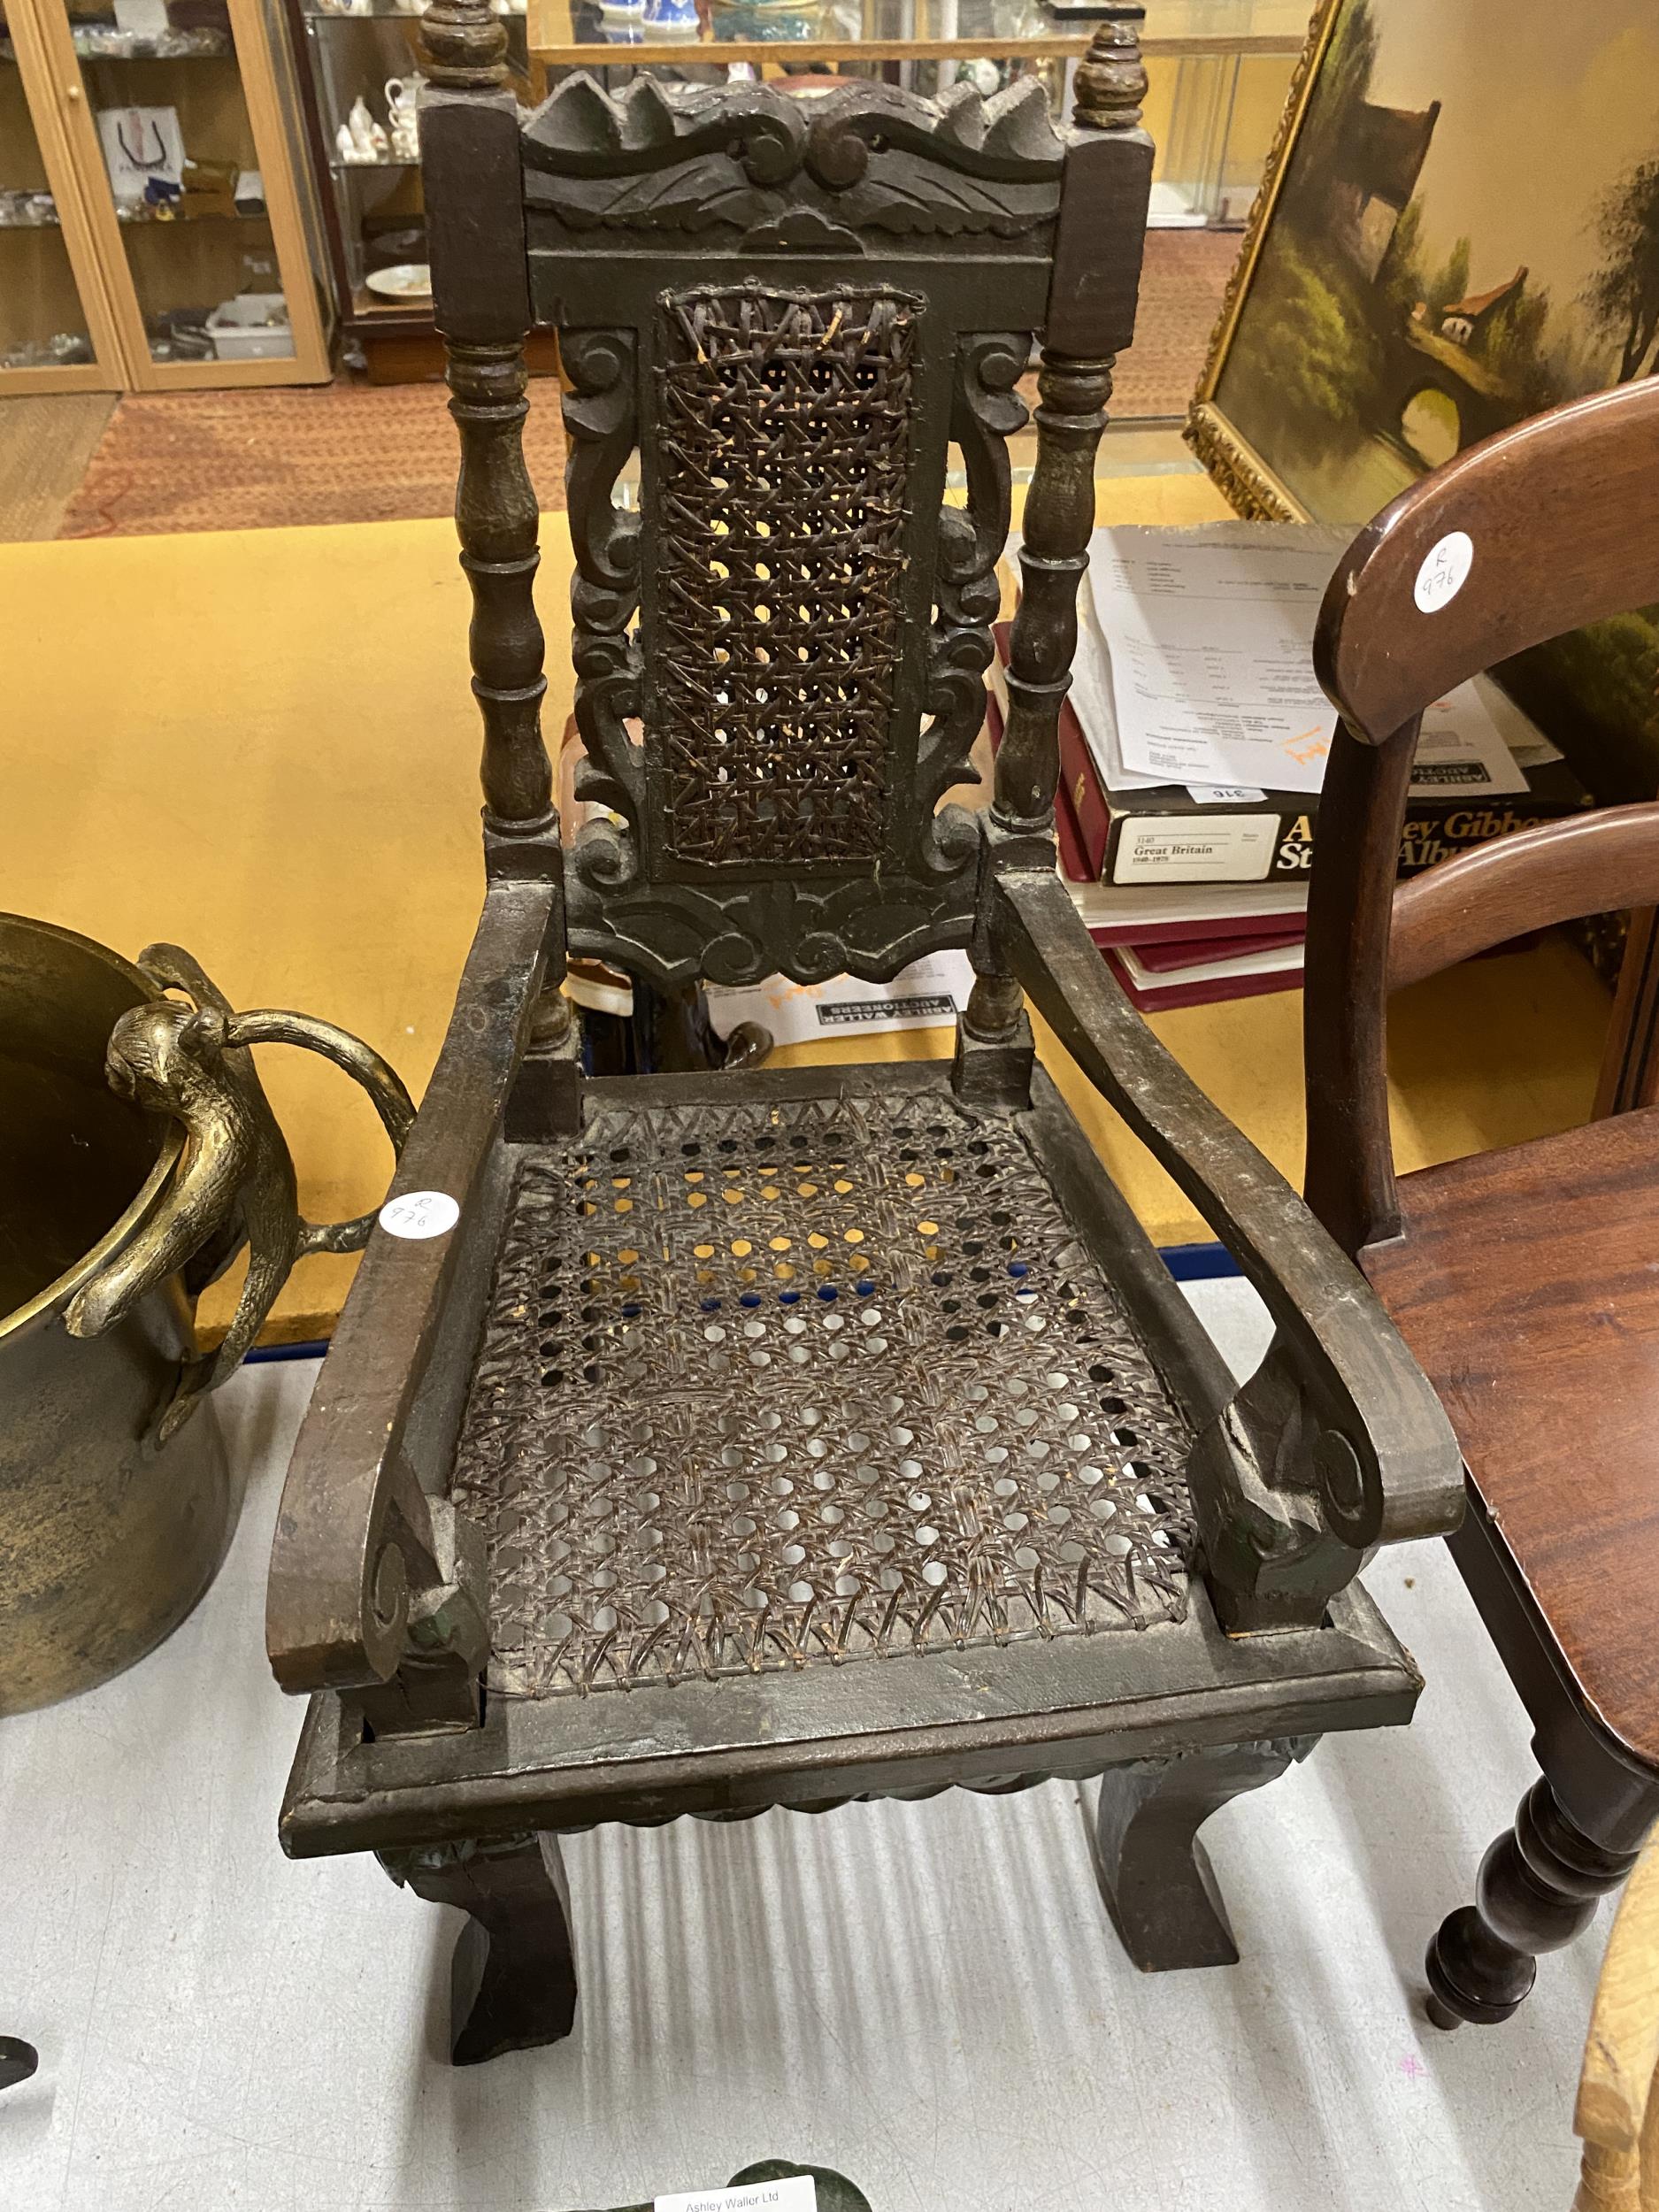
[
  {"left": 1093, "top": 1736, "right": 1317, "bottom": 1971},
  {"left": 380, "top": 1830, "right": 578, "bottom": 2065}
]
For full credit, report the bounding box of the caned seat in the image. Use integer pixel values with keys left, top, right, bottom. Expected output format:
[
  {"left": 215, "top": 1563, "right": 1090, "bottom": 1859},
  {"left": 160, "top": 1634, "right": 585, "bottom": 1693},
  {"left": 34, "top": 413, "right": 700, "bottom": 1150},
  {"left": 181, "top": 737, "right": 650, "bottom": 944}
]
[
  {"left": 265, "top": 11, "right": 1460, "bottom": 2069},
  {"left": 457, "top": 1075, "right": 1194, "bottom": 1702}
]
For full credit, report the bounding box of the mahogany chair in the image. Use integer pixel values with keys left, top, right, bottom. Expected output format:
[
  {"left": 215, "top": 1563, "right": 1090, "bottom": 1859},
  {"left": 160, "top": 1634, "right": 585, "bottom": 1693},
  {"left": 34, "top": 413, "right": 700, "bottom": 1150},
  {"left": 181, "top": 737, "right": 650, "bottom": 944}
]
[
  {"left": 263, "top": 1, "right": 1461, "bottom": 2065},
  {"left": 1305, "top": 374, "right": 1659, "bottom": 2032}
]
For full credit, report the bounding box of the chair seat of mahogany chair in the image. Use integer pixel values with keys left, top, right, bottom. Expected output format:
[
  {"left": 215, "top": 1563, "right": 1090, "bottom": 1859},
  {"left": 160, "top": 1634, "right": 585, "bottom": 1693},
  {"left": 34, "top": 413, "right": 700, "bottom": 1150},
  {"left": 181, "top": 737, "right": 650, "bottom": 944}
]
[
  {"left": 266, "top": 12, "right": 1463, "bottom": 2070},
  {"left": 1303, "top": 373, "right": 1659, "bottom": 2038},
  {"left": 1362, "top": 1109, "right": 1659, "bottom": 1778}
]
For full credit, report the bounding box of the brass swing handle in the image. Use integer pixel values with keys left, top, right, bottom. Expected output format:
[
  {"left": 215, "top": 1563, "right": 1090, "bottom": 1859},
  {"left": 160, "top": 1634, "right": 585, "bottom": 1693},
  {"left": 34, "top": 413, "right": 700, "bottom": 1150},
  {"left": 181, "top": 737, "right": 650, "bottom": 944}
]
[
  {"left": 219, "top": 1008, "right": 416, "bottom": 1255},
  {"left": 65, "top": 943, "right": 415, "bottom": 1444}
]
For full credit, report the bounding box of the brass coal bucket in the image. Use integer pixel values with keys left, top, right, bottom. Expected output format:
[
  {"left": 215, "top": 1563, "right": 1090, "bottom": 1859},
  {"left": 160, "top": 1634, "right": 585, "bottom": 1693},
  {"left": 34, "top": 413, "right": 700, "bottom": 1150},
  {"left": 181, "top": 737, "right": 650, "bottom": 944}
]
[{"left": 0, "top": 917, "right": 411, "bottom": 1716}]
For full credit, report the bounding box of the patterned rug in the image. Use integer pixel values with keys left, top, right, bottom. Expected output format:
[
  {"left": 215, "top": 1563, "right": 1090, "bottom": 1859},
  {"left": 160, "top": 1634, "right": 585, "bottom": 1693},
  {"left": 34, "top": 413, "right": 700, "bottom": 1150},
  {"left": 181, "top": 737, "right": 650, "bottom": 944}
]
[
  {"left": 56, "top": 229, "right": 1236, "bottom": 540},
  {"left": 58, "top": 380, "right": 571, "bottom": 539},
  {"left": 1110, "top": 227, "right": 1236, "bottom": 421}
]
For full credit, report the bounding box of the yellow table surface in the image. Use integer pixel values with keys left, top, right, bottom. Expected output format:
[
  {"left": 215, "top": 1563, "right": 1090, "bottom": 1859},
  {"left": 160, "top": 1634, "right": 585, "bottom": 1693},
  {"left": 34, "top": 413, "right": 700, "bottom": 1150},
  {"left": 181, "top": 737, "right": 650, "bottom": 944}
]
[{"left": 0, "top": 466, "right": 1610, "bottom": 1341}]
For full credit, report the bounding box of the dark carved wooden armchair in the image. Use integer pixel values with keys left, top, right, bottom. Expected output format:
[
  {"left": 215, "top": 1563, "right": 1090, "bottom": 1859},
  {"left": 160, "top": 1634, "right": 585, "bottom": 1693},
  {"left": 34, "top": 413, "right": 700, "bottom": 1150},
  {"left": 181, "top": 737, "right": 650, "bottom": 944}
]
[
  {"left": 1304, "top": 374, "right": 1659, "bottom": 2033},
  {"left": 264, "top": 0, "right": 1461, "bottom": 2067}
]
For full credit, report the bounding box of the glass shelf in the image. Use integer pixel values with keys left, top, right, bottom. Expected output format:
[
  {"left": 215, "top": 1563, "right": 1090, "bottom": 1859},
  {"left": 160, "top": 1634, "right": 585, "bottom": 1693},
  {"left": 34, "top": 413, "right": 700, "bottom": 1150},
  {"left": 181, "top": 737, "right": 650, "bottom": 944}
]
[
  {"left": 119, "top": 201, "right": 272, "bottom": 220},
  {"left": 1, "top": 188, "right": 269, "bottom": 221},
  {"left": 303, "top": 3, "right": 431, "bottom": 17},
  {"left": 3, "top": 27, "right": 229, "bottom": 50},
  {"left": 526, "top": 0, "right": 1310, "bottom": 65},
  {"left": 84, "top": 27, "right": 228, "bottom": 50},
  {"left": 302, "top": 0, "right": 526, "bottom": 16}
]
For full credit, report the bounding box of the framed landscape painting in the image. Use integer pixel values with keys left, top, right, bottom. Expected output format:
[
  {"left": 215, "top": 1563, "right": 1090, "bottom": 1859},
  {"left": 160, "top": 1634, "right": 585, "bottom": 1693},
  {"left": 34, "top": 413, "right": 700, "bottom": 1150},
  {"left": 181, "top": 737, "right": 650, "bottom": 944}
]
[{"left": 1187, "top": 0, "right": 1659, "bottom": 799}]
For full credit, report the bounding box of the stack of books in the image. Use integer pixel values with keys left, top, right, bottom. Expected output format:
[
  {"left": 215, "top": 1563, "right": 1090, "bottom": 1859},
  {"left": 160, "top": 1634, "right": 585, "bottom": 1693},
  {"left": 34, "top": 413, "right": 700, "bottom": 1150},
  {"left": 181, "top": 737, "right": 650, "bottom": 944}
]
[{"left": 987, "top": 522, "right": 1591, "bottom": 1011}]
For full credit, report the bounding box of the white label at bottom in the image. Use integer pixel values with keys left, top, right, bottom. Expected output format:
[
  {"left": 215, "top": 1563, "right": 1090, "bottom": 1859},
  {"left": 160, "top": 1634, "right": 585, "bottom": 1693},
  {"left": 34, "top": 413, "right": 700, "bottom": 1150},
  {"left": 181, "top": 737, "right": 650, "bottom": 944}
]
[
  {"left": 378, "top": 1190, "right": 460, "bottom": 1240},
  {"left": 655, "top": 2178, "right": 816, "bottom": 2212},
  {"left": 1187, "top": 783, "right": 1266, "bottom": 806},
  {"left": 1113, "top": 814, "right": 1279, "bottom": 884}
]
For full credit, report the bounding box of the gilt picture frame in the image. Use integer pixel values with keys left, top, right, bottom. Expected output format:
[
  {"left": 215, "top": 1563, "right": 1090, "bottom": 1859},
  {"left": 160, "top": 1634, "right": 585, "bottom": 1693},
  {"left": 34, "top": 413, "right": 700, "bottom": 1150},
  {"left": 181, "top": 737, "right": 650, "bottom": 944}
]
[{"left": 1187, "top": 0, "right": 1659, "bottom": 801}]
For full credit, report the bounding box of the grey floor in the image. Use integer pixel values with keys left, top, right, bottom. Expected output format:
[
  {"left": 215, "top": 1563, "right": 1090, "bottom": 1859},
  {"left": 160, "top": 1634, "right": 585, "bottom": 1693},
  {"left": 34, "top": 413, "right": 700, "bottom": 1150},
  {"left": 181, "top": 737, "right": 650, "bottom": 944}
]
[{"left": 0, "top": 1280, "right": 1601, "bottom": 2212}]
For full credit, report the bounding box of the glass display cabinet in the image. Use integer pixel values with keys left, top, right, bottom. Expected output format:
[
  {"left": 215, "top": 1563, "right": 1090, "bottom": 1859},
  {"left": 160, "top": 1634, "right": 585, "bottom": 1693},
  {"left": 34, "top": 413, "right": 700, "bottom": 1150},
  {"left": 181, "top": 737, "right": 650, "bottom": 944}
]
[
  {"left": 0, "top": 0, "right": 330, "bottom": 388},
  {"left": 1150, "top": 42, "right": 1293, "bottom": 227},
  {"left": 521, "top": 0, "right": 1308, "bottom": 77},
  {"left": 281, "top": 0, "right": 535, "bottom": 378},
  {"left": 0, "top": 0, "right": 124, "bottom": 385}
]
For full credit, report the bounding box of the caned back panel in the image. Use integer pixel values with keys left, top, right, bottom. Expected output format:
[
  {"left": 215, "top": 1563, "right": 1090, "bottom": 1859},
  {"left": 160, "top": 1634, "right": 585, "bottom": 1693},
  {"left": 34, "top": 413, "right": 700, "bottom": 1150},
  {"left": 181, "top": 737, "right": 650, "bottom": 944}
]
[{"left": 654, "top": 284, "right": 916, "bottom": 872}]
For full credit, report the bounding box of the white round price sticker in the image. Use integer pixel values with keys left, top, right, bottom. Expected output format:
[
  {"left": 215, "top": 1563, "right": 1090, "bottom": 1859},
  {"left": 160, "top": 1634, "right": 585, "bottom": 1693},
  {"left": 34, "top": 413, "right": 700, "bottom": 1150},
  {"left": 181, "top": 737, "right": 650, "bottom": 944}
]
[
  {"left": 1414, "top": 530, "right": 1473, "bottom": 613},
  {"left": 379, "top": 1190, "right": 460, "bottom": 1240}
]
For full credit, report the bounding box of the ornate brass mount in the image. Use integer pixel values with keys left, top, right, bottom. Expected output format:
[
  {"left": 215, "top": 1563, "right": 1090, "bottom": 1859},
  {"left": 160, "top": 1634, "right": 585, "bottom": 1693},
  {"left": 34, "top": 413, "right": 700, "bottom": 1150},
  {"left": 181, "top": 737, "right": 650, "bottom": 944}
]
[{"left": 64, "top": 942, "right": 414, "bottom": 1442}]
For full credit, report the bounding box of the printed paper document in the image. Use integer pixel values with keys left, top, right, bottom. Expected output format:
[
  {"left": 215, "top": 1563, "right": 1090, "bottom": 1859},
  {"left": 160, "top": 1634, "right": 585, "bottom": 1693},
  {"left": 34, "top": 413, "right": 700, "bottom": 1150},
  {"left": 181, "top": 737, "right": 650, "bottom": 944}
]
[{"left": 1083, "top": 524, "right": 1527, "bottom": 799}]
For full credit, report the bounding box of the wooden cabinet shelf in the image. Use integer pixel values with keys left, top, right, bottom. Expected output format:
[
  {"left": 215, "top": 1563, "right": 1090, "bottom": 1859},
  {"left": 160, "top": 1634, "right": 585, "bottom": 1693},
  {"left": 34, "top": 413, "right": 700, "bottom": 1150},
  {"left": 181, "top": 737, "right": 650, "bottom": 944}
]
[{"left": 0, "top": 0, "right": 331, "bottom": 390}]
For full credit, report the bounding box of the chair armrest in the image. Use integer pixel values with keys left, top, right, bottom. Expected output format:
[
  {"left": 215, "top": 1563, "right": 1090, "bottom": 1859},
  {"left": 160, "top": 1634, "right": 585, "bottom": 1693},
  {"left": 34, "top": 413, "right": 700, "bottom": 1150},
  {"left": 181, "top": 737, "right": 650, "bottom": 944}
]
[
  {"left": 996, "top": 870, "right": 1462, "bottom": 1632},
  {"left": 265, "top": 870, "right": 560, "bottom": 1699}
]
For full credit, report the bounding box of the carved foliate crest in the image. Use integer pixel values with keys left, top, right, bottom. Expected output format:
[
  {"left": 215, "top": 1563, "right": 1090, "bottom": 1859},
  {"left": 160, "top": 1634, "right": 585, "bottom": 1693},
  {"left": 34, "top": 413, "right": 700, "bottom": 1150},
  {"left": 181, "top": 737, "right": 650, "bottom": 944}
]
[{"left": 523, "top": 74, "right": 1064, "bottom": 252}]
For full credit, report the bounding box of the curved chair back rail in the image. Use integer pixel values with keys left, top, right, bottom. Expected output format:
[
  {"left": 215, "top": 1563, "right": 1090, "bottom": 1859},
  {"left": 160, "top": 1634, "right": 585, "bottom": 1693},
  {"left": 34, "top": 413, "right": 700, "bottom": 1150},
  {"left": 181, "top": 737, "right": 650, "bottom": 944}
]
[
  {"left": 1387, "top": 803, "right": 1659, "bottom": 995},
  {"left": 1304, "top": 377, "right": 1659, "bottom": 1254},
  {"left": 1316, "top": 377, "right": 1659, "bottom": 749}
]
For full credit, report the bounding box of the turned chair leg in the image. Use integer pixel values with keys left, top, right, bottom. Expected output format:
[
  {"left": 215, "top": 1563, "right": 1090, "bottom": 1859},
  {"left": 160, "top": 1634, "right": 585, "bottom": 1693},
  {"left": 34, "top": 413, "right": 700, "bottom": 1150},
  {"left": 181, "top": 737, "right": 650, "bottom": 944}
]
[
  {"left": 1425, "top": 1778, "right": 1642, "bottom": 2030},
  {"left": 380, "top": 1829, "right": 578, "bottom": 2065},
  {"left": 1093, "top": 1737, "right": 1313, "bottom": 1970}
]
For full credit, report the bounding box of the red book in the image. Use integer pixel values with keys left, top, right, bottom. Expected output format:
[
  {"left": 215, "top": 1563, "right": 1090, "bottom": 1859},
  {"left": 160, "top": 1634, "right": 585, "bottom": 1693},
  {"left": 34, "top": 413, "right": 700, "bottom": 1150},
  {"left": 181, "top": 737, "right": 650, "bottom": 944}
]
[
  {"left": 1128, "top": 926, "right": 1305, "bottom": 972},
  {"left": 1054, "top": 757, "right": 1093, "bottom": 885},
  {"left": 1104, "top": 942, "right": 1303, "bottom": 1014},
  {"left": 1059, "top": 710, "right": 1113, "bottom": 879},
  {"left": 983, "top": 687, "right": 1309, "bottom": 948}
]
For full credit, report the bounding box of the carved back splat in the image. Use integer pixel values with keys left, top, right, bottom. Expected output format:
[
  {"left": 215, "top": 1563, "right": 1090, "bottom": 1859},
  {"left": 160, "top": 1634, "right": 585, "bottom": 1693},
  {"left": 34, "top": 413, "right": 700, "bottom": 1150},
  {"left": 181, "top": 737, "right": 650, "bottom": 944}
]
[
  {"left": 533, "top": 73, "right": 1061, "bottom": 987},
  {"left": 420, "top": 7, "right": 1154, "bottom": 984}
]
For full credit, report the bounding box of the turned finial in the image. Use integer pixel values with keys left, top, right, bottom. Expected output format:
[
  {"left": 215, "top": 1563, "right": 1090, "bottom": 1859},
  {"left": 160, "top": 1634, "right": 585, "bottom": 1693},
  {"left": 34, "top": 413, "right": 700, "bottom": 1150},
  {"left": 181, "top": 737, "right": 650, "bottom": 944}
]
[
  {"left": 1073, "top": 5, "right": 1148, "bottom": 132},
  {"left": 419, "top": 0, "right": 509, "bottom": 88}
]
